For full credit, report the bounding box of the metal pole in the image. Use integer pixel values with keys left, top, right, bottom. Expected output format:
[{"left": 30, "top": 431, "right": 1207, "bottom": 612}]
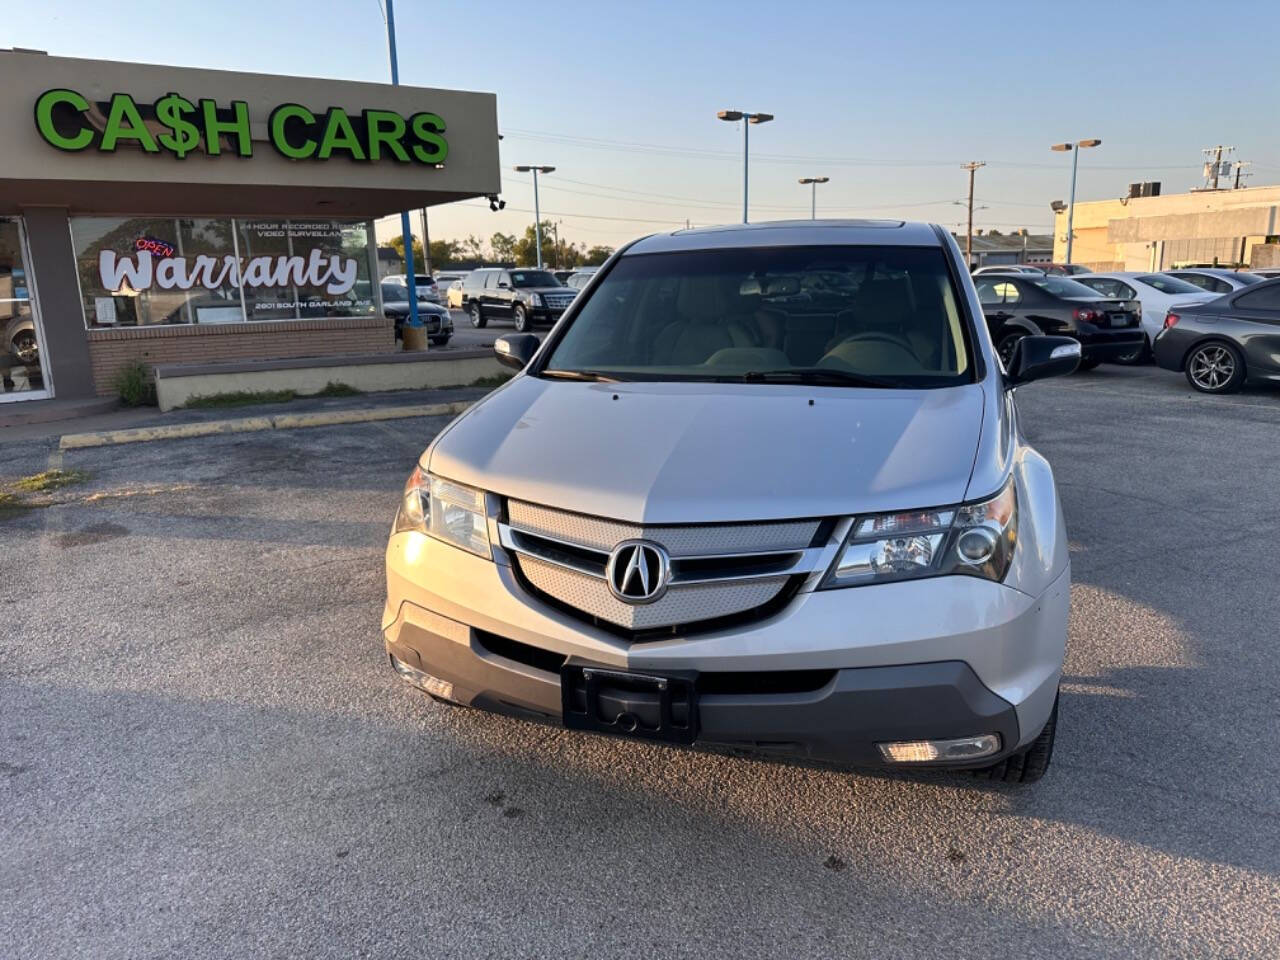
[
  {"left": 967, "top": 166, "right": 975, "bottom": 269},
  {"left": 1065, "top": 144, "right": 1079, "bottom": 265},
  {"left": 742, "top": 118, "right": 750, "bottom": 224},
  {"left": 385, "top": 0, "right": 419, "bottom": 331},
  {"left": 419, "top": 207, "right": 431, "bottom": 276},
  {"left": 533, "top": 168, "right": 544, "bottom": 269},
  {"left": 811, "top": 181, "right": 817, "bottom": 219}
]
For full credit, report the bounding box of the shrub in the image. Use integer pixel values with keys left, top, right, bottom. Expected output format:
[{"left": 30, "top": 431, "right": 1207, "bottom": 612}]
[{"left": 114, "top": 361, "right": 157, "bottom": 407}]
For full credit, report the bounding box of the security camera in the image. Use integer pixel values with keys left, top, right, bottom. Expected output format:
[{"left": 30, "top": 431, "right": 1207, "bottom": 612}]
[{"left": 488, "top": 195, "right": 506, "bottom": 212}]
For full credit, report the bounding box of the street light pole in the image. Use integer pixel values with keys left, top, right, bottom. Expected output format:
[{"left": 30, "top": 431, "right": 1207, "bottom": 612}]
[
  {"left": 718, "top": 110, "right": 774, "bottom": 224},
  {"left": 960, "top": 162, "right": 985, "bottom": 270},
  {"left": 514, "top": 165, "right": 556, "bottom": 269},
  {"left": 384, "top": 0, "right": 419, "bottom": 331},
  {"left": 798, "top": 177, "right": 829, "bottom": 219},
  {"left": 1051, "top": 139, "right": 1101, "bottom": 265}
]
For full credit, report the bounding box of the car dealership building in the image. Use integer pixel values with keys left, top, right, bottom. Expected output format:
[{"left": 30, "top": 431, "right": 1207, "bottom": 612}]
[{"left": 0, "top": 49, "right": 499, "bottom": 407}]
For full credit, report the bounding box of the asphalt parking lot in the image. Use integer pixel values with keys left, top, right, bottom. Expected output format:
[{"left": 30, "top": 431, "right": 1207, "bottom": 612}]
[{"left": 2, "top": 364, "right": 1278, "bottom": 959}]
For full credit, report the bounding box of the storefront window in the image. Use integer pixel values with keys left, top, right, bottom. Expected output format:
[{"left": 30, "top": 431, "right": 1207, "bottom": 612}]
[
  {"left": 1, "top": 218, "right": 46, "bottom": 397},
  {"left": 237, "top": 220, "right": 376, "bottom": 321},
  {"left": 72, "top": 216, "right": 377, "bottom": 329}
]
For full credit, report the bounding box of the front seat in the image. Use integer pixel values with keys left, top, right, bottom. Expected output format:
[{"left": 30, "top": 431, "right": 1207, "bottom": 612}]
[{"left": 652, "top": 276, "right": 755, "bottom": 365}]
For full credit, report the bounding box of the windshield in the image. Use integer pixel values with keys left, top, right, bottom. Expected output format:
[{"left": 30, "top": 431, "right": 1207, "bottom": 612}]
[
  {"left": 541, "top": 245, "right": 972, "bottom": 387},
  {"left": 1030, "top": 276, "right": 1103, "bottom": 298},
  {"left": 1136, "top": 274, "right": 1203, "bottom": 295},
  {"left": 511, "top": 270, "right": 559, "bottom": 288}
]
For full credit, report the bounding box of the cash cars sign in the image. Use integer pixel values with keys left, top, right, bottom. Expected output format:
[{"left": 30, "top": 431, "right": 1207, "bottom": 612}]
[{"left": 32, "top": 88, "right": 448, "bottom": 164}]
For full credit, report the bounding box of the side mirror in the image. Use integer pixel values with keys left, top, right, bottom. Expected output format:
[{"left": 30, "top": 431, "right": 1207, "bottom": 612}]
[
  {"left": 494, "top": 333, "right": 540, "bottom": 371},
  {"left": 1005, "top": 335, "right": 1080, "bottom": 387},
  {"left": 497, "top": 281, "right": 510, "bottom": 289}
]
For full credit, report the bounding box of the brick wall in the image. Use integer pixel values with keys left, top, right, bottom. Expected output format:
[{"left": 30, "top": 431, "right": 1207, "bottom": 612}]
[{"left": 87, "top": 317, "right": 395, "bottom": 397}]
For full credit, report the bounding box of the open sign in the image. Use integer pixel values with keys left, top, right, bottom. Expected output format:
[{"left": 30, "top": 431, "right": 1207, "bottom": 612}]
[{"left": 135, "top": 236, "right": 176, "bottom": 259}]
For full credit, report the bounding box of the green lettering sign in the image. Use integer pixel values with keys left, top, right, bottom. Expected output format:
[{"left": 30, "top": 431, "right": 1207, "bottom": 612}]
[
  {"left": 269, "top": 103, "right": 317, "bottom": 159},
  {"left": 101, "top": 93, "right": 159, "bottom": 153},
  {"left": 33, "top": 88, "right": 94, "bottom": 151},
  {"left": 201, "top": 99, "right": 253, "bottom": 157},
  {"left": 33, "top": 88, "right": 449, "bottom": 166}
]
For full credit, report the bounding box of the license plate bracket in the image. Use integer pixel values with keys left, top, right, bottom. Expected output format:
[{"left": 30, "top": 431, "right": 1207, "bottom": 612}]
[{"left": 561, "top": 662, "right": 698, "bottom": 744}]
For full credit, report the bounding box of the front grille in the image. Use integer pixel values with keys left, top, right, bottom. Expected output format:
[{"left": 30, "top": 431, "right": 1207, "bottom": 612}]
[
  {"left": 500, "top": 499, "right": 832, "bottom": 635},
  {"left": 542, "top": 292, "right": 576, "bottom": 310}
]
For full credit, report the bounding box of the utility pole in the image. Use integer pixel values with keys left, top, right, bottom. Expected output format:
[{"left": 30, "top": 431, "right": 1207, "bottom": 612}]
[
  {"left": 384, "top": 0, "right": 419, "bottom": 331},
  {"left": 551, "top": 221, "right": 560, "bottom": 269},
  {"left": 961, "top": 162, "right": 985, "bottom": 271},
  {"left": 1234, "top": 160, "right": 1252, "bottom": 189},
  {"left": 1202, "top": 145, "right": 1235, "bottom": 190},
  {"left": 419, "top": 208, "right": 431, "bottom": 276}
]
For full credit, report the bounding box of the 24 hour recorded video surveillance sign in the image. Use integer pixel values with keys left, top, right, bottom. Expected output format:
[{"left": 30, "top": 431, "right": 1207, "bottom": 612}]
[{"left": 32, "top": 88, "right": 448, "bottom": 164}]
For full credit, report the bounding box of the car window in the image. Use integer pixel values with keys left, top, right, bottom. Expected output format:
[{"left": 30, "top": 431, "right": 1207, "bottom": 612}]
[
  {"left": 1077, "top": 277, "right": 1119, "bottom": 297},
  {"left": 1174, "top": 273, "right": 1228, "bottom": 293},
  {"left": 1233, "top": 284, "right": 1280, "bottom": 311},
  {"left": 993, "top": 281, "right": 1021, "bottom": 304},
  {"left": 484, "top": 272, "right": 501, "bottom": 290},
  {"left": 975, "top": 279, "right": 1003, "bottom": 305},
  {"left": 1029, "top": 276, "right": 1102, "bottom": 298},
  {"left": 380, "top": 283, "right": 407, "bottom": 303},
  {"left": 510, "top": 270, "right": 559, "bottom": 288},
  {"left": 463, "top": 272, "right": 485, "bottom": 290},
  {"left": 543, "top": 245, "right": 973, "bottom": 387},
  {"left": 1137, "top": 275, "right": 1203, "bottom": 295}
]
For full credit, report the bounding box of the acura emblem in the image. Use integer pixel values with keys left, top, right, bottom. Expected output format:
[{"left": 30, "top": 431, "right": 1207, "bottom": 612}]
[{"left": 606, "top": 539, "right": 670, "bottom": 604}]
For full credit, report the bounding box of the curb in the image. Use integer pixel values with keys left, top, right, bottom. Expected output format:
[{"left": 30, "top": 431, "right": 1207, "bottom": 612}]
[{"left": 59, "top": 401, "right": 473, "bottom": 450}]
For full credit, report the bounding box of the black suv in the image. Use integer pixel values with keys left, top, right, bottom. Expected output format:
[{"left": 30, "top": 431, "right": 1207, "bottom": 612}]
[
  {"left": 974, "top": 273, "right": 1143, "bottom": 370},
  {"left": 461, "top": 268, "right": 576, "bottom": 332}
]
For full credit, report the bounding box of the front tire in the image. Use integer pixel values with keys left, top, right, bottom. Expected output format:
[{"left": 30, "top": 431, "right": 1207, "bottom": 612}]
[
  {"left": 974, "top": 694, "right": 1057, "bottom": 784},
  {"left": 513, "top": 304, "right": 531, "bottom": 333},
  {"left": 469, "top": 302, "right": 487, "bottom": 329},
  {"left": 1185, "top": 341, "right": 1244, "bottom": 393}
]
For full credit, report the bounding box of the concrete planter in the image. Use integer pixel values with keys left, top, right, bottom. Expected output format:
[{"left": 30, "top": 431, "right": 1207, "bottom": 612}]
[{"left": 402, "top": 326, "right": 429, "bottom": 352}]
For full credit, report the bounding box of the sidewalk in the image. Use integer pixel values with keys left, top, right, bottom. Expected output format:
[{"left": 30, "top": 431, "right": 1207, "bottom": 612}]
[{"left": 1, "top": 384, "right": 496, "bottom": 446}]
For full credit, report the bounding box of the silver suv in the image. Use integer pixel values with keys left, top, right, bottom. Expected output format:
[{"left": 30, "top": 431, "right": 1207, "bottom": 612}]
[{"left": 384, "top": 220, "right": 1077, "bottom": 783}]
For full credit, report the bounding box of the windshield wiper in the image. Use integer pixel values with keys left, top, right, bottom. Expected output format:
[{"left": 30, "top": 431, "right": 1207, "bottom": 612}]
[
  {"left": 539, "top": 369, "right": 624, "bottom": 383},
  {"left": 739, "top": 368, "right": 904, "bottom": 388}
]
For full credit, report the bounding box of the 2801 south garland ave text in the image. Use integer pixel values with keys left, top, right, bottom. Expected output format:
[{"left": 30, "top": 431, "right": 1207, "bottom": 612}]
[{"left": 32, "top": 88, "right": 448, "bottom": 164}]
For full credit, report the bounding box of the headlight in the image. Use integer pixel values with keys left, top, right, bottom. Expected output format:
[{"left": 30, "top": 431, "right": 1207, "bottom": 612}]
[
  {"left": 824, "top": 480, "right": 1017, "bottom": 588},
  {"left": 533, "top": 293, "right": 545, "bottom": 307},
  {"left": 394, "top": 466, "right": 491, "bottom": 559}
]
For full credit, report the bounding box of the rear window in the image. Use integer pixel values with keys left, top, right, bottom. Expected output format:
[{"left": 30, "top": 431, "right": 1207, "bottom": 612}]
[
  {"left": 1030, "top": 276, "right": 1102, "bottom": 298},
  {"left": 542, "top": 245, "right": 973, "bottom": 388},
  {"left": 1136, "top": 274, "right": 1203, "bottom": 295}
]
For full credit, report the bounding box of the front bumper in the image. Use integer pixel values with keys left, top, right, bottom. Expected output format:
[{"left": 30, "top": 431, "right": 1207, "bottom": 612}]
[{"left": 383, "top": 534, "right": 1068, "bottom": 768}]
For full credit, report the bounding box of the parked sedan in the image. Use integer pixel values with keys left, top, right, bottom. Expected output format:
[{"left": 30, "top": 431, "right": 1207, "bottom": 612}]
[
  {"left": 380, "top": 279, "right": 453, "bottom": 345},
  {"left": 1153, "top": 278, "right": 1280, "bottom": 393},
  {"left": 974, "top": 273, "right": 1143, "bottom": 369},
  {"left": 1071, "top": 272, "right": 1216, "bottom": 363},
  {"left": 1163, "top": 268, "right": 1264, "bottom": 295}
]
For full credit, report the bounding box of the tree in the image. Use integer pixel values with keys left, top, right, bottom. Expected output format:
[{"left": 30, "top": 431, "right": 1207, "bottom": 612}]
[
  {"left": 514, "top": 221, "right": 558, "bottom": 267},
  {"left": 581, "top": 245, "right": 615, "bottom": 266},
  {"left": 490, "top": 232, "right": 517, "bottom": 264},
  {"left": 461, "top": 234, "right": 486, "bottom": 262},
  {"left": 427, "top": 238, "right": 462, "bottom": 268},
  {"left": 386, "top": 234, "right": 423, "bottom": 266}
]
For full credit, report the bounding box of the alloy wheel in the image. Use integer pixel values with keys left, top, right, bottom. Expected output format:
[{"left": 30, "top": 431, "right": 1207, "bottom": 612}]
[
  {"left": 1188, "top": 344, "right": 1235, "bottom": 391},
  {"left": 12, "top": 331, "right": 38, "bottom": 365}
]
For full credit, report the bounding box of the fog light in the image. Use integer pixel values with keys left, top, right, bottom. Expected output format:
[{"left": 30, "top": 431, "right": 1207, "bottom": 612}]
[
  {"left": 877, "top": 734, "right": 1001, "bottom": 763},
  {"left": 390, "top": 655, "right": 455, "bottom": 701},
  {"left": 956, "top": 527, "right": 999, "bottom": 564}
]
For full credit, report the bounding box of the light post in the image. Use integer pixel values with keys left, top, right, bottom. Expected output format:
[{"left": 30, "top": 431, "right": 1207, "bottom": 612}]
[
  {"left": 717, "top": 110, "right": 774, "bottom": 223},
  {"left": 514, "top": 164, "right": 555, "bottom": 269},
  {"left": 383, "top": 0, "right": 418, "bottom": 330},
  {"left": 1050, "top": 139, "right": 1101, "bottom": 264},
  {"left": 798, "top": 177, "right": 829, "bottom": 219}
]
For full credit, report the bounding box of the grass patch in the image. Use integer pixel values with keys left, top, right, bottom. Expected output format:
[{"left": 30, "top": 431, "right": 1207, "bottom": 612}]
[
  {"left": 12, "top": 469, "right": 91, "bottom": 493},
  {"left": 182, "top": 389, "right": 298, "bottom": 409},
  {"left": 313, "top": 381, "right": 362, "bottom": 398},
  {"left": 0, "top": 491, "right": 27, "bottom": 514},
  {"left": 439, "top": 373, "right": 514, "bottom": 390}
]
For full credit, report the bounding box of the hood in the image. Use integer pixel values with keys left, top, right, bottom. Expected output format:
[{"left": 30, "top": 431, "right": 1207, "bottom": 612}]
[
  {"left": 526, "top": 286, "right": 573, "bottom": 295},
  {"left": 427, "top": 377, "right": 987, "bottom": 524}
]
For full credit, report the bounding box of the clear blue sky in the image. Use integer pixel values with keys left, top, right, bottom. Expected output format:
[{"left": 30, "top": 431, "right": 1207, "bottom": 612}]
[{"left": 9, "top": 0, "right": 1280, "bottom": 251}]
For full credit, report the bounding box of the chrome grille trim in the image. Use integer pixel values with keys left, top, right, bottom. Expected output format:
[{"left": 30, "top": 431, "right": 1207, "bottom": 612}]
[{"left": 500, "top": 500, "right": 831, "bottom": 631}]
